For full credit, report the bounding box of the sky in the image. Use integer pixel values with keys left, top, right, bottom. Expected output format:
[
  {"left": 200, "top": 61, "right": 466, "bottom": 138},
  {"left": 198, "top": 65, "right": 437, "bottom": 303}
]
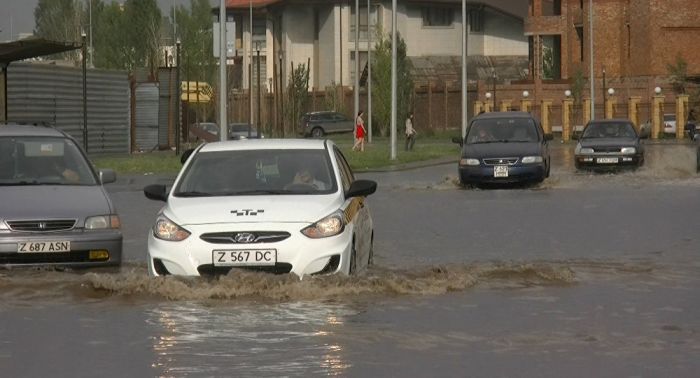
[{"left": 0, "top": 0, "right": 197, "bottom": 42}]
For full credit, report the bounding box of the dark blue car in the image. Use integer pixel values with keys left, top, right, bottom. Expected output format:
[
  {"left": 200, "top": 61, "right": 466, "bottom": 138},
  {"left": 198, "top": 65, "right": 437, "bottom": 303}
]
[{"left": 452, "top": 112, "right": 552, "bottom": 186}]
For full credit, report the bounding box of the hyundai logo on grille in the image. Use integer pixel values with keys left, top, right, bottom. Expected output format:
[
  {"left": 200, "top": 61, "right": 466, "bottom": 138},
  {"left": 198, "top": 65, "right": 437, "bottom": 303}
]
[
  {"left": 39, "top": 222, "right": 47, "bottom": 230},
  {"left": 234, "top": 233, "right": 257, "bottom": 243}
]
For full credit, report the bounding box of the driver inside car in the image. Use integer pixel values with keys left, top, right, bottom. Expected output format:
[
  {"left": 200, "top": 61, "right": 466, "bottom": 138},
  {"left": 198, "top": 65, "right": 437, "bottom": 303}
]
[{"left": 287, "top": 167, "right": 326, "bottom": 190}]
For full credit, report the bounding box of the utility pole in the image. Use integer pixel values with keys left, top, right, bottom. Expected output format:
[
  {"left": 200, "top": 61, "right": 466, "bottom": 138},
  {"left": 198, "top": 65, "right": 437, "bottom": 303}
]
[
  {"left": 367, "top": 0, "right": 373, "bottom": 143},
  {"left": 461, "top": 0, "right": 468, "bottom": 137},
  {"left": 175, "top": 38, "right": 181, "bottom": 154},
  {"left": 354, "top": 0, "right": 360, "bottom": 128},
  {"left": 390, "top": 0, "right": 397, "bottom": 159},
  {"left": 257, "top": 43, "right": 261, "bottom": 138},
  {"left": 219, "top": 0, "right": 227, "bottom": 141},
  {"left": 589, "top": 0, "right": 595, "bottom": 120},
  {"left": 82, "top": 31, "right": 88, "bottom": 152}
]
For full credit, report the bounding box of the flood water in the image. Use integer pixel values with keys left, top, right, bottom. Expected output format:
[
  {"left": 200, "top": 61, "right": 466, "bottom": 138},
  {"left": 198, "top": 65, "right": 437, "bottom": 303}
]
[{"left": 2, "top": 143, "right": 700, "bottom": 377}]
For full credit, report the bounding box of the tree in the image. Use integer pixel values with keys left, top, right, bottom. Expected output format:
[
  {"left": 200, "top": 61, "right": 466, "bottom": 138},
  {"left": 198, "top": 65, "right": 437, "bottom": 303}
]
[
  {"left": 286, "top": 63, "right": 310, "bottom": 136},
  {"left": 570, "top": 67, "right": 587, "bottom": 125},
  {"left": 370, "top": 30, "right": 413, "bottom": 137},
  {"left": 666, "top": 54, "right": 688, "bottom": 94},
  {"left": 34, "top": 0, "right": 83, "bottom": 63},
  {"left": 93, "top": 1, "right": 132, "bottom": 70},
  {"left": 123, "top": 0, "right": 162, "bottom": 75},
  {"left": 175, "top": 0, "right": 217, "bottom": 85}
]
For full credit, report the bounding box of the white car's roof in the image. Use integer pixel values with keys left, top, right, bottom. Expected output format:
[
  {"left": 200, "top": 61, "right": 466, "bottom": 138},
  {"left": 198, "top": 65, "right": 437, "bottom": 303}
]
[{"left": 198, "top": 138, "right": 331, "bottom": 152}]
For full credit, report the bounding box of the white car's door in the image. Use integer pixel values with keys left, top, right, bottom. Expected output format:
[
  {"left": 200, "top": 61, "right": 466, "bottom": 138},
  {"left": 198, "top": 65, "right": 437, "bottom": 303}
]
[{"left": 333, "top": 147, "right": 373, "bottom": 271}]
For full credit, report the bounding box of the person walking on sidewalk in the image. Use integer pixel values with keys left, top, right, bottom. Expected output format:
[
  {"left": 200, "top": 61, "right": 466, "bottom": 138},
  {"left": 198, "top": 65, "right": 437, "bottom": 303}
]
[
  {"left": 405, "top": 112, "right": 417, "bottom": 151},
  {"left": 353, "top": 110, "right": 366, "bottom": 152}
]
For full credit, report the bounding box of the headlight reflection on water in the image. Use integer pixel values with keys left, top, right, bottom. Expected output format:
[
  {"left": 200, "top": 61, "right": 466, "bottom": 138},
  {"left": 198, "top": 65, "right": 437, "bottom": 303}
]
[{"left": 147, "top": 302, "right": 357, "bottom": 376}]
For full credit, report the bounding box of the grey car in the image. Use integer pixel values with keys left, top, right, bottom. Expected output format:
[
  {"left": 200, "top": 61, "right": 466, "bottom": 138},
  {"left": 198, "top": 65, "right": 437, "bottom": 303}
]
[
  {"left": 300, "top": 111, "right": 354, "bottom": 138},
  {"left": 0, "top": 122, "right": 122, "bottom": 268}
]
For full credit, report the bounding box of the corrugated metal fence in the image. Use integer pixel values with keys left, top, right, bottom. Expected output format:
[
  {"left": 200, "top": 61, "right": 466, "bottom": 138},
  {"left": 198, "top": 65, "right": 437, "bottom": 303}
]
[
  {"left": 6, "top": 62, "right": 130, "bottom": 154},
  {"left": 133, "top": 83, "right": 159, "bottom": 151}
]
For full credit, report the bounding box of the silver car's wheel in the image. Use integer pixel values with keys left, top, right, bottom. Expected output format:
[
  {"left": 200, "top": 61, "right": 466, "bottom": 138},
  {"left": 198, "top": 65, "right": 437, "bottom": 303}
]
[{"left": 311, "top": 127, "right": 324, "bottom": 138}]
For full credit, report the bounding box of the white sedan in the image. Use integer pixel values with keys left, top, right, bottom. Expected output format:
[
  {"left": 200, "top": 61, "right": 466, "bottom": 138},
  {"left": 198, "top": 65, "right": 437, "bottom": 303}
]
[{"left": 143, "top": 139, "right": 376, "bottom": 278}]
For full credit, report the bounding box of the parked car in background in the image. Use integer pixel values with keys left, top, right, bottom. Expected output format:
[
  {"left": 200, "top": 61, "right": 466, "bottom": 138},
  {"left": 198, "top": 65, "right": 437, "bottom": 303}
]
[
  {"left": 451, "top": 111, "right": 552, "bottom": 186},
  {"left": 300, "top": 111, "right": 354, "bottom": 138},
  {"left": 0, "top": 122, "right": 122, "bottom": 269},
  {"left": 189, "top": 122, "right": 220, "bottom": 142},
  {"left": 574, "top": 119, "right": 646, "bottom": 170},
  {"left": 663, "top": 114, "right": 676, "bottom": 134},
  {"left": 143, "top": 139, "right": 377, "bottom": 278},
  {"left": 228, "top": 123, "right": 264, "bottom": 140}
]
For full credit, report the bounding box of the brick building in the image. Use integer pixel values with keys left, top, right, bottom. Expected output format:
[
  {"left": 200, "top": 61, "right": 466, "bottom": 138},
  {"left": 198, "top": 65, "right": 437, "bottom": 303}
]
[{"left": 525, "top": 0, "right": 700, "bottom": 81}]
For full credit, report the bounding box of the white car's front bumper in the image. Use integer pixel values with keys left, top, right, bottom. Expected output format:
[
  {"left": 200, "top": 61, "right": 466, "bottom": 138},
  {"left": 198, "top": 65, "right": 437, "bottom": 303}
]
[{"left": 146, "top": 221, "right": 354, "bottom": 278}]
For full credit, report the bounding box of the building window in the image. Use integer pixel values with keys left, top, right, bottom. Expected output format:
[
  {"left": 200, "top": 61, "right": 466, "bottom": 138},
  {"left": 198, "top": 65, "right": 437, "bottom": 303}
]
[
  {"left": 422, "top": 7, "right": 453, "bottom": 27},
  {"left": 542, "top": 0, "right": 562, "bottom": 16},
  {"left": 350, "top": 51, "right": 369, "bottom": 85},
  {"left": 350, "top": 5, "right": 379, "bottom": 41},
  {"left": 542, "top": 35, "right": 561, "bottom": 80},
  {"left": 469, "top": 8, "right": 483, "bottom": 32}
]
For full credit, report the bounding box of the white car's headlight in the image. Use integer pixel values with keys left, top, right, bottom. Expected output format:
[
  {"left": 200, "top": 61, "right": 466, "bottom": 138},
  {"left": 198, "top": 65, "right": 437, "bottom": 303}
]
[
  {"left": 521, "top": 156, "right": 543, "bottom": 164},
  {"left": 459, "top": 158, "right": 480, "bottom": 166},
  {"left": 621, "top": 147, "right": 636, "bottom": 154},
  {"left": 0, "top": 221, "right": 8, "bottom": 231},
  {"left": 85, "top": 215, "right": 121, "bottom": 229},
  {"left": 578, "top": 147, "right": 594, "bottom": 154},
  {"left": 301, "top": 211, "right": 345, "bottom": 239},
  {"left": 153, "top": 215, "right": 191, "bottom": 241}
]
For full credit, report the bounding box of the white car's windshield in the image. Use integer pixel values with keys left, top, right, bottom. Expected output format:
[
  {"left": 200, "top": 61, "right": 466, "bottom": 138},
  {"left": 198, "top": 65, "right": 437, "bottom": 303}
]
[
  {"left": 0, "top": 136, "right": 97, "bottom": 186},
  {"left": 174, "top": 149, "right": 337, "bottom": 196},
  {"left": 466, "top": 118, "right": 539, "bottom": 144}
]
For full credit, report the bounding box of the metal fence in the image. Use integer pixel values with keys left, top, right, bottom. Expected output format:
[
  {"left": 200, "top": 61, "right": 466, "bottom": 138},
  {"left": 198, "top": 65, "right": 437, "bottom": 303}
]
[{"left": 6, "top": 62, "right": 130, "bottom": 154}]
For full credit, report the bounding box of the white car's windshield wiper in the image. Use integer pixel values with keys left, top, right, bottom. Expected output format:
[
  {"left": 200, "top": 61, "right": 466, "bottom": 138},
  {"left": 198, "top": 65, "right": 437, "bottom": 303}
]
[
  {"left": 174, "top": 191, "right": 218, "bottom": 197},
  {"left": 231, "top": 189, "right": 296, "bottom": 195}
]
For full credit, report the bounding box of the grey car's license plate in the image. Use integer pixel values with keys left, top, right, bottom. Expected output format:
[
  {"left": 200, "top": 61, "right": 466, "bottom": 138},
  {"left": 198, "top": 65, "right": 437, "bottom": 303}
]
[{"left": 17, "top": 241, "right": 70, "bottom": 253}]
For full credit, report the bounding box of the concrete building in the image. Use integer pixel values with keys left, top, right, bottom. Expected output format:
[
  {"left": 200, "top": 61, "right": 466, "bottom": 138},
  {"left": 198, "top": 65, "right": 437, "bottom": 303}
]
[{"left": 221, "top": 0, "right": 530, "bottom": 92}]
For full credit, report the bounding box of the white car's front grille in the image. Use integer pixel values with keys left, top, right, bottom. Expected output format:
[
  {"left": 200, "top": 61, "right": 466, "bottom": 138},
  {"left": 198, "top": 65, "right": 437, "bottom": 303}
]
[{"left": 200, "top": 231, "right": 291, "bottom": 244}]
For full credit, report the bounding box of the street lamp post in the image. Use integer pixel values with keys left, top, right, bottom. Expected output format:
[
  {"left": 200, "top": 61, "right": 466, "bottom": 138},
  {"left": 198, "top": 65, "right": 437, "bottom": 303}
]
[
  {"left": 81, "top": 30, "right": 88, "bottom": 152},
  {"left": 175, "top": 38, "right": 181, "bottom": 155},
  {"left": 492, "top": 70, "right": 497, "bottom": 110},
  {"left": 256, "top": 42, "right": 261, "bottom": 138},
  {"left": 602, "top": 66, "right": 606, "bottom": 116}
]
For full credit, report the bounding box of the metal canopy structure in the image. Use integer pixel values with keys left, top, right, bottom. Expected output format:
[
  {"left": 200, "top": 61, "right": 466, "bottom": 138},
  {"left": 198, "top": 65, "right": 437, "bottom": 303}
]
[{"left": 1, "top": 38, "right": 82, "bottom": 121}]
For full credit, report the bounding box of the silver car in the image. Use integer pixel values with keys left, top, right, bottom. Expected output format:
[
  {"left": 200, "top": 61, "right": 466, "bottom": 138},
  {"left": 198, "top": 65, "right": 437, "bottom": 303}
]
[
  {"left": 300, "top": 111, "right": 355, "bottom": 138},
  {"left": 0, "top": 123, "right": 122, "bottom": 268}
]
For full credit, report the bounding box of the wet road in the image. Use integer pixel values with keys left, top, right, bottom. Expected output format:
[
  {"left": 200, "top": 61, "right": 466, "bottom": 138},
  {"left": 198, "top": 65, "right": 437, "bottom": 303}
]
[{"left": 2, "top": 143, "right": 700, "bottom": 377}]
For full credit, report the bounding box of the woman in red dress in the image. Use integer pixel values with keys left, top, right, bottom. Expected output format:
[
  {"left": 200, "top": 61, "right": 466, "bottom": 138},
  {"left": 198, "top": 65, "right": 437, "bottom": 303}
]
[{"left": 352, "top": 110, "right": 366, "bottom": 152}]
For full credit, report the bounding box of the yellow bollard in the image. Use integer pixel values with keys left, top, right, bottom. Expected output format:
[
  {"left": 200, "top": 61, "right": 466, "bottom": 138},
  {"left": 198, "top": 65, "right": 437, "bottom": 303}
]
[
  {"left": 484, "top": 100, "right": 493, "bottom": 113},
  {"left": 652, "top": 95, "right": 664, "bottom": 139},
  {"left": 628, "top": 96, "right": 641, "bottom": 131},
  {"left": 541, "top": 99, "right": 553, "bottom": 135},
  {"left": 521, "top": 98, "right": 532, "bottom": 113},
  {"left": 474, "top": 101, "right": 484, "bottom": 116},
  {"left": 562, "top": 98, "right": 574, "bottom": 141},
  {"left": 583, "top": 98, "right": 591, "bottom": 125},
  {"left": 676, "top": 94, "right": 689, "bottom": 139},
  {"left": 500, "top": 100, "right": 511, "bottom": 112},
  {"left": 606, "top": 96, "right": 616, "bottom": 119}
]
